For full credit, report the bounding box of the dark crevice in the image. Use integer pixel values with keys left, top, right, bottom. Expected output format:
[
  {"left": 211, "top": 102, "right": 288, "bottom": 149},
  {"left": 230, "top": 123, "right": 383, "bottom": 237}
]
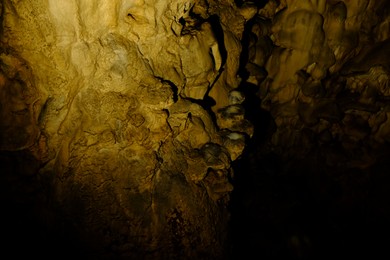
[
  {"left": 38, "top": 97, "right": 51, "bottom": 126},
  {"left": 237, "top": 15, "right": 273, "bottom": 81},
  {"left": 155, "top": 76, "right": 179, "bottom": 103},
  {"left": 178, "top": 17, "right": 186, "bottom": 27},
  {"left": 207, "top": 15, "right": 227, "bottom": 72},
  {"left": 183, "top": 96, "right": 219, "bottom": 129},
  {"left": 235, "top": 0, "right": 269, "bottom": 8},
  {"left": 126, "top": 13, "right": 136, "bottom": 21},
  {"left": 179, "top": 7, "right": 205, "bottom": 35}
]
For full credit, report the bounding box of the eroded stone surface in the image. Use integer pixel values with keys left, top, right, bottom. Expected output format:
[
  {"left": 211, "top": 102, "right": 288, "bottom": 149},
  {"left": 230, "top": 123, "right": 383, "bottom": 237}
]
[
  {"left": 0, "top": 0, "right": 255, "bottom": 258},
  {"left": 3, "top": 0, "right": 389, "bottom": 258}
]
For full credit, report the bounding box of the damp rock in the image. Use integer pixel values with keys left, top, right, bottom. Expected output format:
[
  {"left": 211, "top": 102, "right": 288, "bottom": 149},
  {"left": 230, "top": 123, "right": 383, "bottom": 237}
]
[
  {"left": 220, "top": 130, "right": 246, "bottom": 161},
  {"left": 228, "top": 90, "right": 246, "bottom": 105},
  {"left": 201, "top": 143, "right": 231, "bottom": 170}
]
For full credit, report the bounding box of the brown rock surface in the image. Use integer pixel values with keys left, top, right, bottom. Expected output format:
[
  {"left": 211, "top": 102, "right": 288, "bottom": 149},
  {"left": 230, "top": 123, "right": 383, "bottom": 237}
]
[
  {"left": 2, "top": 0, "right": 390, "bottom": 259},
  {"left": 1, "top": 0, "right": 254, "bottom": 258}
]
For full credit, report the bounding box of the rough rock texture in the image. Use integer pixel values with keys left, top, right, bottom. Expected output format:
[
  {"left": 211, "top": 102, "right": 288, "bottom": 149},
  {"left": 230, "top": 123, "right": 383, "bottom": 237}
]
[
  {"left": 0, "top": 0, "right": 255, "bottom": 258},
  {"left": 243, "top": 0, "right": 390, "bottom": 157},
  {"left": 2, "top": 0, "right": 390, "bottom": 259},
  {"left": 230, "top": 0, "right": 390, "bottom": 259}
]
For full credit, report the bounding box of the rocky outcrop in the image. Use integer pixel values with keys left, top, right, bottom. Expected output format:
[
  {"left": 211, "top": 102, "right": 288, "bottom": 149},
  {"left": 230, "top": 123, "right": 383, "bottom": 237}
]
[{"left": 0, "top": 0, "right": 255, "bottom": 258}]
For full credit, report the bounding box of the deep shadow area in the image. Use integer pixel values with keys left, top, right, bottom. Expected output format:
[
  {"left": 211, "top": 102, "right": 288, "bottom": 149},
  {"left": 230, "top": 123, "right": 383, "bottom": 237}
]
[
  {"left": 227, "top": 85, "right": 390, "bottom": 259},
  {"left": 0, "top": 151, "right": 87, "bottom": 259}
]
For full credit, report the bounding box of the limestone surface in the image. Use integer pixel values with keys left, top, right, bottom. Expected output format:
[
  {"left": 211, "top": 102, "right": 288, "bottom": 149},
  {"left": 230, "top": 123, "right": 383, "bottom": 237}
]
[{"left": 0, "top": 0, "right": 255, "bottom": 258}]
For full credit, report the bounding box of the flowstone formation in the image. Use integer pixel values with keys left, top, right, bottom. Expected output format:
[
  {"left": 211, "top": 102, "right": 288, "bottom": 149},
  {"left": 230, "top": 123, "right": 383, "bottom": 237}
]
[{"left": 0, "top": 0, "right": 255, "bottom": 258}]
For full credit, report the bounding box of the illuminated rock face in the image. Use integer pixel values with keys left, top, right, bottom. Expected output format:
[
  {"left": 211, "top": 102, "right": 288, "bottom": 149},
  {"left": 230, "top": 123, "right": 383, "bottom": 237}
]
[
  {"left": 0, "top": 0, "right": 254, "bottom": 258},
  {"left": 1, "top": 0, "right": 389, "bottom": 258}
]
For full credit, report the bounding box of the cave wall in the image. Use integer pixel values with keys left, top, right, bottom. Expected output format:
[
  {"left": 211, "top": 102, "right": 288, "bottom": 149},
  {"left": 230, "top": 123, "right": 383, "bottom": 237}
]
[
  {"left": 231, "top": 0, "right": 390, "bottom": 259},
  {"left": 248, "top": 0, "right": 389, "bottom": 159},
  {"left": 1, "top": 0, "right": 390, "bottom": 259},
  {"left": 0, "top": 0, "right": 255, "bottom": 258},
  {"left": 241, "top": 0, "right": 390, "bottom": 199}
]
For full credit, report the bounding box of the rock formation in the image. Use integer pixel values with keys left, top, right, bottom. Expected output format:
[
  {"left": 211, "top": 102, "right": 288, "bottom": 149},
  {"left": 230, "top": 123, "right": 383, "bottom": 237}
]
[
  {"left": 1, "top": 0, "right": 255, "bottom": 258},
  {"left": 247, "top": 0, "right": 389, "bottom": 160},
  {"left": 231, "top": 0, "right": 390, "bottom": 259},
  {"left": 1, "top": 0, "right": 389, "bottom": 259}
]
